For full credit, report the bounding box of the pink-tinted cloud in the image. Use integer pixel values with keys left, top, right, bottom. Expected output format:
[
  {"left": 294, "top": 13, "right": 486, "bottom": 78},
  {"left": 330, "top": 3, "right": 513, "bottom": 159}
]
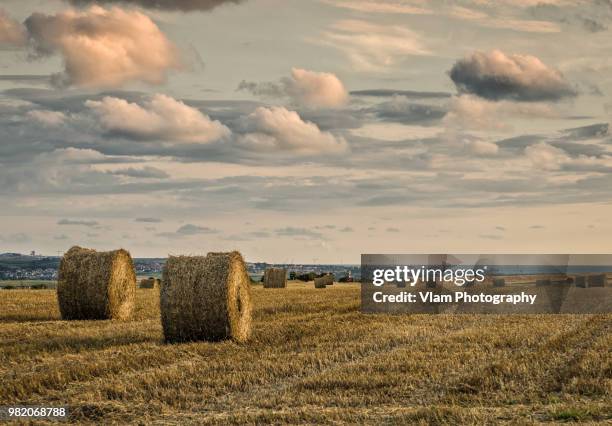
[
  {"left": 239, "top": 68, "right": 349, "bottom": 108},
  {"left": 449, "top": 49, "right": 576, "bottom": 101},
  {"left": 239, "top": 106, "right": 347, "bottom": 154},
  {"left": 66, "top": 0, "right": 243, "bottom": 12},
  {"left": 25, "top": 6, "right": 180, "bottom": 88},
  {"left": 86, "top": 94, "right": 230, "bottom": 143},
  {"left": 0, "top": 8, "right": 26, "bottom": 47}
]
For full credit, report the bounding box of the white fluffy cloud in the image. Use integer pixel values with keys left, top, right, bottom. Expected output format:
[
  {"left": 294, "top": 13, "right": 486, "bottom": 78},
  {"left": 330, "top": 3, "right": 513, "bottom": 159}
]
[
  {"left": 449, "top": 50, "right": 576, "bottom": 102},
  {"left": 27, "top": 110, "right": 67, "bottom": 126},
  {"left": 85, "top": 94, "right": 231, "bottom": 143},
  {"left": 525, "top": 143, "right": 570, "bottom": 171},
  {"left": 286, "top": 68, "right": 348, "bottom": 108},
  {"left": 444, "top": 94, "right": 558, "bottom": 130},
  {"left": 466, "top": 140, "right": 499, "bottom": 156},
  {"left": 0, "top": 8, "right": 26, "bottom": 46},
  {"left": 239, "top": 68, "right": 349, "bottom": 108},
  {"left": 24, "top": 6, "right": 180, "bottom": 88},
  {"left": 239, "top": 106, "right": 348, "bottom": 154}
]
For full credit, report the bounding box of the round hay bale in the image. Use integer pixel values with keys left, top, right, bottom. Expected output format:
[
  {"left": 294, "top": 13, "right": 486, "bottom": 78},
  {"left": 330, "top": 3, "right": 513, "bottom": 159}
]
[
  {"left": 161, "top": 251, "right": 252, "bottom": 343},
  {"left": 140, "top": 277, "right": 160, "bottom": 289},
  {"left": 314, "top": 274, "right": 333, "bottom": 288},
  {"left": 264, "top": 268, "right": 287, "bottom": 288},
  {"left": 57, "top": 246, "right": 136, "bottom": 320},
  {"left": 493, "top": 278, "right": 505, "bottom": 287}
]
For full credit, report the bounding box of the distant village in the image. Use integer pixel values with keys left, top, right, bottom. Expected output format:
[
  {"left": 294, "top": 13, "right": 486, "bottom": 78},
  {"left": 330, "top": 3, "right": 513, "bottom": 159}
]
[{"left": 0, "top": 252, "right": 359, "bottom": 282}]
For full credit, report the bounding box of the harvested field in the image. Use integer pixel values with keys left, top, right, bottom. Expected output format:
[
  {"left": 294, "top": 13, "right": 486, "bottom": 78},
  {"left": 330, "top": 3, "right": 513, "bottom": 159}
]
[{"left": 0, "top": 282, "right": 610, "bottom": 424}]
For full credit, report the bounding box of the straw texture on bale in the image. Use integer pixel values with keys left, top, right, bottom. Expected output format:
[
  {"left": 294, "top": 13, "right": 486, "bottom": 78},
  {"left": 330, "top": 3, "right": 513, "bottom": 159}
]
[
  {"left": 588, "top": 274, "right": 606, "bottom": 287},
  {"left": 263, "top": 268, "right": 287, "bottom": 288},
  {"left": 57, "top": 246, "right": 136, "bottom": 320},
  {"left": 140, "top": 277, "right": 161, "bottom": 289},
  {"left": 314, "top": 274, "right": 334, "bottom": 288},
  {"left": 161, "top": 251, "right": 252, "bottom": 343}
]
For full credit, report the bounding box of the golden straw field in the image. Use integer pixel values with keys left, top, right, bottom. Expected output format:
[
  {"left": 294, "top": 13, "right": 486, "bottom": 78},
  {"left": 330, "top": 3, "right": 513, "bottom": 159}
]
[{"left": 0, "top": 283, "right": 610, "bottom": 425}]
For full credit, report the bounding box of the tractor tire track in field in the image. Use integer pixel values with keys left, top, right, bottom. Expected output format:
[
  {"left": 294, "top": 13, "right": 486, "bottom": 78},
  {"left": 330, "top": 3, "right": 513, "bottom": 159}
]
[
  {"left": 163, "top": 316, "right": 487, "bottom": 420},
  {"left": 443, "top": 315, "right": 610, "bottom": 403}
]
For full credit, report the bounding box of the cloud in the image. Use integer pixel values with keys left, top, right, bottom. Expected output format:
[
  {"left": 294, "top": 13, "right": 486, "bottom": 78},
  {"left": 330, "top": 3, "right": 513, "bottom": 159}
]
[
  {"left": 27, "top": 110, "right": 67, "bottom": 126},
  {"left": 135, "top": 217, "right": 162, "bottom": 223},
  {"left": 529, "top": 2, "right": 611, "bottom": 33},
  {"left": 238, "top": 68, "right": 349, "bottom": 108},
  {"left": 522, "top": 142, "right": 612, "bottom": 174},
  {"left": 449, "top": 50, "right": 576, "bottom": 102},
  {"left": 24, "top": 6, "right": 180, "bottom": 88},
  {"left": 58, "top": 219, "right": 100, "bottom": 227},
  {"left": 466, "top": 140, "right": 499, "bottom": 156},
  {"left": 157, "top": 223, "right": 218, "bottom": 238},
  {"left": 86, "top": 94, "right": 231, "bottom": 143},
  {"left": 316, "top": 19, "right": 430, "bottom": 71},
  {"left": 0, "top": 8, "right": 26, "bottom": 47},
  {"left": 443, "top": 94, "right": 558, "bottom": 131},
  {"left": 238, "top": 106, "right": 347, "bottom": 155},
  {"left": 321, "top": 0, "right": 432, "bottom": 14},
  {"left": 368, "top": 95, "right": 446, "bottom": 124},
  {"left": 65, "top": 0, "right": 244, "bottom": 12},
  {"left": 525, "top": 143, "right": 570, "bottom": 171},
  {"left": 351, "top": 89, "right": 451, "bottom": 99},
  {"left": 109, "top": 166, "right": 169, "bottom": 178},
  {"left": 176, "top": 224, "right": 217, "bottom": 235},
  {"left": 275, "top": 227, "right": 323, "bottom": 239}
]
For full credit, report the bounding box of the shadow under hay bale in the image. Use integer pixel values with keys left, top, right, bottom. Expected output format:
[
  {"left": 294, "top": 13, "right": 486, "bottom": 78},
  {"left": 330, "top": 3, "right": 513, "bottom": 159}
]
[
  {"left": 57, "top": 246, "right": 136, "bottom": 321},
  {"left": 263, "top": 268, "right": 287, "bottom": 288},
  {"left": 161, "top": 251, "right": 252, "bottom": 343},
  {"left": 314, "top": 274, "right": 333, "bottom": 288},
  {"left": 139, "top": 277, "right": 160, "bottom": 289}
]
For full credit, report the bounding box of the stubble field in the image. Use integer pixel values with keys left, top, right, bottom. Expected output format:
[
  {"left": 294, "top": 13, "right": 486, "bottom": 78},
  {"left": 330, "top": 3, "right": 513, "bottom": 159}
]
[{"left": 0, "top": 283, "right": 610, "bottom": 424}]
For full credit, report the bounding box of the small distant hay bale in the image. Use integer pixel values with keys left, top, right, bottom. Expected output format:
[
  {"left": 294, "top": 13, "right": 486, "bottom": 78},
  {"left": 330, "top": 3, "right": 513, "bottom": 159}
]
[
  {"left": 574, "top": 275, "right": 587, "bottom": 288},
  {"left": 426, "top": 279, "right": 437, "bottom": 289},
  {"left": 140, "top": 277, "right": 160, "bottom": 289},
  {"left": 588, "top": 273, "right": 606, "bottom": 287},
  {"left": 536, "top": 278, "right": 551, "bottom": 287},
  {"left": 57, "top": 246, "right": 136, "bottom": 320},
  {"left": 161, "top": 251, "right": 252, "bottom": 343},
  {"left": 314, "top": 274, "right": 334, "bottom": 288},
  {"left": 493, "top": 278, "right": 505, "bottom": 287},
  {"left": 396, "top": 281, "right": 407, "bottom": 288},
  {"left": 263, "top": 268, "right": 287, "bottom": 288}
]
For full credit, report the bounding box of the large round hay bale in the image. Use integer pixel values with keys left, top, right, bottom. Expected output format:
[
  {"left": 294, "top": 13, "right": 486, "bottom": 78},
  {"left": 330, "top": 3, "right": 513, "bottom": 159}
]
[
  {"left": 57, "top": 246, "right": 136, "bottom": 320},
  {"left": 161, "top": 251, "right": 252, "bottom": 343},
  {"left": 264, "top": 268, "right": 287, "bottom": 288}
]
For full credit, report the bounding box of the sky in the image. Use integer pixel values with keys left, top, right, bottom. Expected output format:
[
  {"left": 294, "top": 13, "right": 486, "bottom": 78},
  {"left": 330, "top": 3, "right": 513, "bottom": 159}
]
[{"left": 1, "top": 0, "right": 612, "bottom": 262}]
